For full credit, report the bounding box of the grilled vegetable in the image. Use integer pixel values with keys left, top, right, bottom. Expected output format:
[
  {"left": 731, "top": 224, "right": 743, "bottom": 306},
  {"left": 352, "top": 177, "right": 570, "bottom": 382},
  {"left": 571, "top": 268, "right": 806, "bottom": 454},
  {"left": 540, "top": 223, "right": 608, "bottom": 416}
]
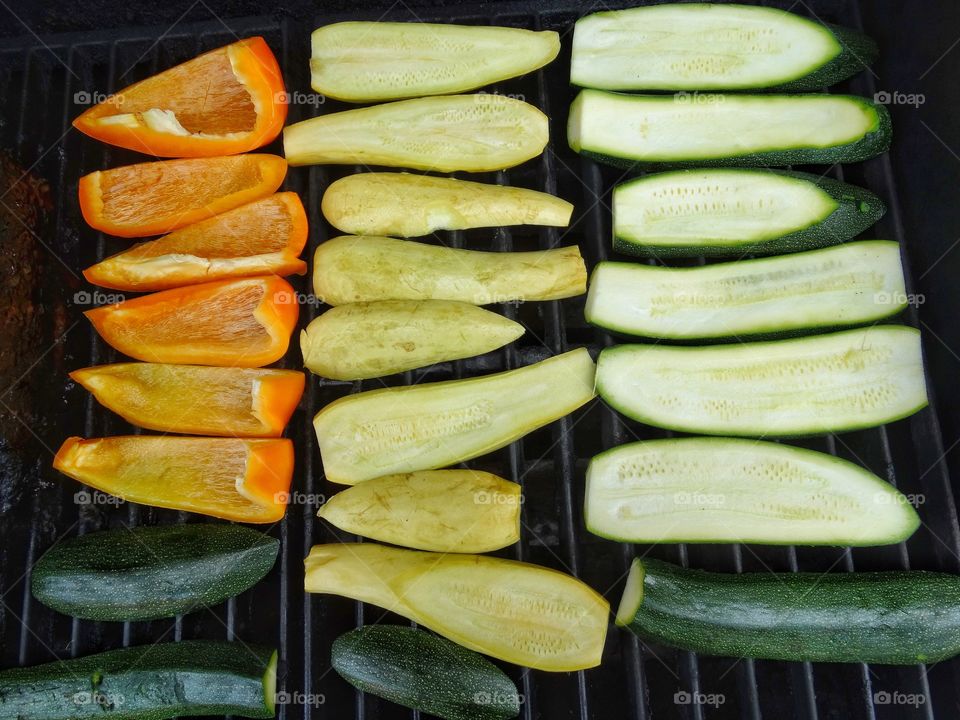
[
  {"left": 616, "top": 557, "right": 960, "bottom": 664},
  {"left": 314, "top": 347, "right": 596, "bottom": 484},
  {"left": 85, "top": 276, "right": 299, "bottom": 367},
  {"left": 313, "top": 235, "right": 586, "bottom": 306},
  {"left": 83, "top": 192, "right": 308, "bottom": 291},
  {"left": 596, "top": 326, "right": 928, "bottom": 436},
  {"left": 0, "top": 640, "right": 277, "bottom": 719},
  {"left": 32, "top": 524, "right": 279, "bottom": 621},
  {"left": 312, "top": 21, "right": 559, "bottom": 102},
  {"left": 53, "top": 436, "right": 293, "bottom": 523},
  {"left": 332, "top": 626, "right": 520, "bottom": 720},
  {"left": 568, "top": 90, "right": 891, "bottom": 169},
  {"left": 321, "top": 172, "right": 572, "bottom": 237},
  {"left": 300, "top": 300, "right": 523, "bottom": 380},
  {"left": 585, "top": 241, "right": 906, "bottom": 340},
  {"left": 284, "top": 95, "right": 547, "bottom": 172},
  {"left": 305, "top": 543, "right": 609, "bottom": 671},
  {"left": 70, "top": 363, "right": 304, "bottom": 437},
  {"left": 571, "top": 4, "right": 876, "bottom": 92},
  {"left": 586, "top": 438, "right": 920, "bottom": 545},
  {"left": 72, "top": 37, "right": 286, "bottom": 157},
  {"left": 612, "top": 169, "right": 886, "bottom": 257},
  {"left": 317, "top": 470, "right": 520, "bottom": 552},
  {"left": 78, "top": 154, "right": 287, "bottom": 238}
]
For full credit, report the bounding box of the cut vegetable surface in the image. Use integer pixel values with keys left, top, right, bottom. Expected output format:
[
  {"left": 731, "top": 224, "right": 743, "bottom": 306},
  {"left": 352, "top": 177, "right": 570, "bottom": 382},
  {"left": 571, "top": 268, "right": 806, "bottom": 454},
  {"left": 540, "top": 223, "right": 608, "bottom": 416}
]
[
  {"left": 314, "top": 235, "right": 586, "bottom": 305},
  {"left": 71, "top": 363, "right": 304, "bottom": 437},
  {"left": 0, "top": 640, "right": 277, "bottom": 720},
  {"left": 85, "top": 276, "right": 299, "bottom": 367},
  {"left": 333, "top": 626, "right": 521, "bottom": 720},
  {"left": 616, "top": 558, "right": 960, "bottom": 664},
  {"left": 73, "top": 37, "right": 286, "bottom": 157},
  {"left": 301, "top": 300, "right": 523, "bottom": 380},
  {"left": 317, "top": 470, "right": 521, "bottom": 552},
  {"left": 571, "top": 5, "right": 876, "bottom": 92},
  {"left": 84, "top": 192, "right": 308, "bottom": 291},
  {"left": 597, "top": 326, "right": 928, "bottom": 436},
  {"left": 312, "top": 21, "right": 559, "bottom": 102},
  {"left": 32, "top": 524, "right": 279, "bottom": 621},
  {"left": 305, "top": 543, "right": 609, "bottom": 671},
  {"left": 586, "top": 438, "right": 920, "bottom": 545},
  {"left": 585, "top": 241, "right": 906, "bottom": 340},
  {"left": 568, "top": 90, "right": 890, "bottom": 169},
  {"left": 612, "top": 169, "right": 886, "bottom": 257},
  {"left": 321, "top": 172, "right": 572, "bottom": 237},
  {"left": 54, "top": 436, "right": 293, "bottom": 523},
  {"left": 284, "top": 95, "right": 547, "bottom": 172},
  {"left": 315, "top": 348, "right": 596, "bottom": 484},
  {"left": 78, "top": 154, "right": 287, "bottom": 238}
]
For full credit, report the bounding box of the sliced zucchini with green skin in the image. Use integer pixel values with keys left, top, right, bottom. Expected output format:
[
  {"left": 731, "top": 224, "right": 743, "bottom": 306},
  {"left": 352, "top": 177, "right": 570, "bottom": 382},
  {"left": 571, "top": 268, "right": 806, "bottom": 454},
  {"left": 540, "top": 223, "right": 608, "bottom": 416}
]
[
  {"left": 612, "top": 169, "right": 886, "bottom": 257},
  {"left": 332, "top": 626, "right": 521, "bottom": 720},
  {"left": 322, "top": 172, "right": 573, "bottom": 237},
  {"left": 616, "top": 558, "right": 960, "bottom": 664},
  {"left": 305, "top": 543, "right": 609, "bottom": 671},
  {"left": 0, "top": 640, "right": 277, "bottom": 720},
  {"left": 284, "top": 95, "right": 548, "bottom": 172},
  {"left": 300, "top": 300, "right": 524, "bottom": 380},
  {"left": 571, "top": 4, "right": 877, "bottom": 92},
  {"left": 568, "top": 89, "right": 891, "bottom": 169},
  {"left": 597, "top": 326, "right": 927, "bottom": 437},
  {"left": 586, "top": 438, "right": 919, "bottom": 545},
  {"left": 314, "top": 348, "right": 596, "bottom": 484},
  {"left": 31, "top": 524, "right": 279, "bottom": 621},
  {"left": 311, "top": 22, "right": 559, "bottom": 102},
  {"left": 313, "top": 235, "right": 586, "bottom": 306},
  {"left": 585, "top": 241, "right": 906, "bottom": 340}
]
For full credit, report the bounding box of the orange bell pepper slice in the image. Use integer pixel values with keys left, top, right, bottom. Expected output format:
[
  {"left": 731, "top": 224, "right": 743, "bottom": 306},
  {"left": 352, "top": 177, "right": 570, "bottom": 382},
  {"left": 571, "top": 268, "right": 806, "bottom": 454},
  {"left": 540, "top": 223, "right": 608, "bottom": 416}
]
[
  {"left": 83, "top": 192, "right": 308, "bottom": 291},
  {"left": 79, "top": 154, "right": 287, "bottom": 238},
  {"left": 71, "top": 363, "right": 304, "bottom": 437},
  {"left": 84, "top": 276, "right": 299, "bottom": 367},
  {"left": 73, "top": 37, "right": 287, "bottom": 157},
  {"left": 54, "top": 436, "right": 293, "bottom": 523}
]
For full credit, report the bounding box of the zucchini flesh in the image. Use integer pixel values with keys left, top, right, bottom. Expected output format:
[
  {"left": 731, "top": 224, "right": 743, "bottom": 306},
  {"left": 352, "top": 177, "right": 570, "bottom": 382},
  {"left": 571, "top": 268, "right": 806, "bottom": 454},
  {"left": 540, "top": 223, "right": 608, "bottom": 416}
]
[
  {"left": 321, "top": 172, "right": 572, "bottom": 237},
  {"left": 311, "top": 22, "right": 559, "bottom": 102},
  {"left": 596, "top": 326, "right": 927, "bottom": 436},
  {"left": 317, "top": 469, "right": 520, "bottom": 552},
  {"left": 31, "top": 524, "right": 279, "bottom": 621},
  {"left": 283, "top": 95, "right": 548, "bottom": 172},
  {"left": 305, "top": 543, "right": 609, "bottom": 671},
  {"left": 0, "top": 640, "right": 276, "bottom": 719},
  {"left": 313, "top": 235, "right": 586, "bottom": 306},
  {"left": 300, "top": 300, "right": 524, "bottom": 380},
  {"left": 314, "top": 348, "right": 596, "bottom": 484},
  {"left": 616, "top": 558, "right": 960, "bottom": 664},
  {"left": 571, "top": 4, "right": 876, "bottom": 91},
  {"left": 585, "top": 241, "right": 906, "bottom": 340},
  {"left": 568, "top": 89, "right": 891, "bottom": 169},
  {"left": 332, "top": 626, "right": 520, "bottom": 720},
  {"left": 586, "top": 438, "right": 919, "bottom": 545},
  {"left": 612, "top": 169, "right": 886, "bottom": 257}
]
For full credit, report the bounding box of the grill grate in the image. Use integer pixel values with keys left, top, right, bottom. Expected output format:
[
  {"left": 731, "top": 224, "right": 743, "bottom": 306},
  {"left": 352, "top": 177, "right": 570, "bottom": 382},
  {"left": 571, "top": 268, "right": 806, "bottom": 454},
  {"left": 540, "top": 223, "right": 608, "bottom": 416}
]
[{"left": 0, "top": 1, "right": 958, "bottom": 718}]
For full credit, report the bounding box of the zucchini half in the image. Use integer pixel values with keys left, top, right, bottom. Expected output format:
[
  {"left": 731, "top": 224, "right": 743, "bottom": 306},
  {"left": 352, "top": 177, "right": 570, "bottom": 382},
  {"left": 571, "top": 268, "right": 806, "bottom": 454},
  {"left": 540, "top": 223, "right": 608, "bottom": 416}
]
[
  {"left": 585, "top": 241, "right": 906, "bottom": 340},
  {"left": 284, "top": 94, "right": 548, "bottom": 172},
  {"left": 311, "top": 22, "right": 559, "bottom": 102},
  {"left": 568, "top": 89, "right": 891, "bottom": 169},
  {"left": 612, "top": 169, "right": 886, "bottom": 257},
  {"left": 586, "top": 438, "right": 920, "bottom": 545},
  {"left": 571, "top": 4, "right": 877, "bottom": 92},
  {"left": 314, "top": 348, "right": 596, "bottom": 484},
  {"left": 596, "top": 326, "right": 928, "bottom": 437},
  {"left": 617, "top": 558, "right": 960, "bottom": 664}
]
